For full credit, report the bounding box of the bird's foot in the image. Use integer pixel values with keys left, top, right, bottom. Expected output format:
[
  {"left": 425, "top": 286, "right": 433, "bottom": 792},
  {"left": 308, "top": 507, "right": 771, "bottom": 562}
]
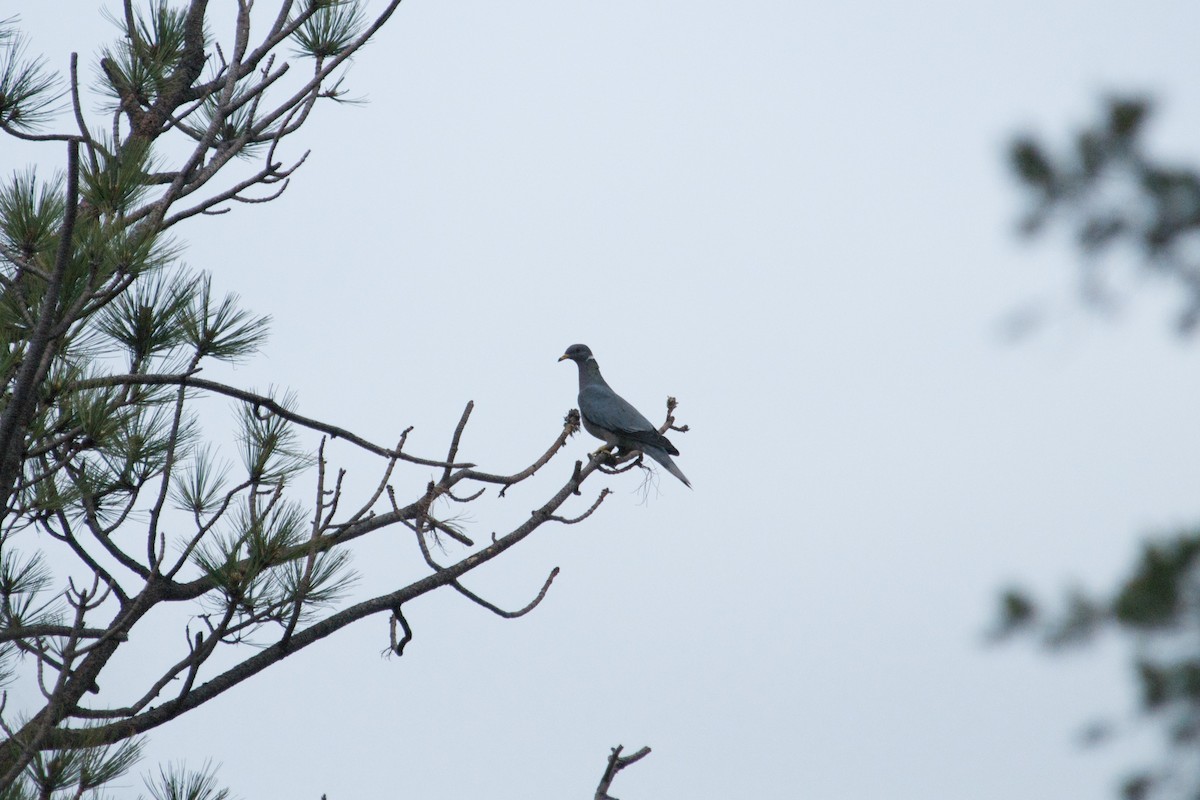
[{"left": 596, "top": 449, "right": 645, "bottom": 477}]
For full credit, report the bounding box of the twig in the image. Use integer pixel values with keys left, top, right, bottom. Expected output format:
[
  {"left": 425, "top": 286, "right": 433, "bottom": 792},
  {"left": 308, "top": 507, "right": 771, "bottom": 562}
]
[
  {"left": 458, "top": 409, "right": 580, "bottom": 496},
  {"left": 442, "top": 401, "right": 474, "bottom": 483},
  {"left": 595, "top": 745, "right": 652, "bottom": 800},
  {"left": 547, "top": 489, "right": 610, "bottom": 524},
  {"left": 0, "top": 626, "right": 124, "bottom": 644},
  {"left": 450, "top": 567, "right": 560, "bottom": 619},
  {"left": 387, "top": 606, "right": 412, "bottom": 657}
]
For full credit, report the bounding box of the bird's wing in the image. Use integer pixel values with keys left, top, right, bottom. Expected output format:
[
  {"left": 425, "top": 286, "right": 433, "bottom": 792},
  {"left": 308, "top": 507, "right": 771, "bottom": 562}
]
[{"left": 580, "top": 384, "right": 677, "bottom": 453}]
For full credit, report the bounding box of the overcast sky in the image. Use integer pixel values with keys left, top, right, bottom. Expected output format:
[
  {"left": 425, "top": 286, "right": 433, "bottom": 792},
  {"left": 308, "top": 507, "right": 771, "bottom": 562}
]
[{"left": 7, "top": 1, "right": 1200, "bottom": 798}]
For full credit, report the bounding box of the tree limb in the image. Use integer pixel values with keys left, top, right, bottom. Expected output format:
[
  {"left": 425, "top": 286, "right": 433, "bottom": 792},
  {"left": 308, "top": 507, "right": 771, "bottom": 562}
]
[{"left": 63, "top": 373, "right": 473, "bottom": 468}]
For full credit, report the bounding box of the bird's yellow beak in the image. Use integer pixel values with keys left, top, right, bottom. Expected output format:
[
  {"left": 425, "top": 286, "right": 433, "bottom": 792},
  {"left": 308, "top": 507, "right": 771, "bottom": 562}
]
[{"left": 558, "top": 354, "right": 570, "bottom": 362}]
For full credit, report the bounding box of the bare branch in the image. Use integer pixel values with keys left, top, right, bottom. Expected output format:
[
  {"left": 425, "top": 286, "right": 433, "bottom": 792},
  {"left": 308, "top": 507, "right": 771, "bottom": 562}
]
[
  {"left": 386, "top": 606, "right": 412, "bottom": 657},
  {"left": 548, "top": 489, "right": 610, "bottom": 525},
  {"left": 0, "top": 121, "right": 84, "bottom": 143},
  {"left": 0, "top": 626, "right": 123, "bottom": 644},
  {"left": 595, "top": 745, "right": 652, "bottom": 800},
  {"left": 161, "top": 150, "right": 308, "bottom": 226},
  {"left": 68, "top": 54, "right": 92, "bottom": 145},
  {"left": 43, "top": 508, "right": 130, "bottom": 606},
  {"left": 450, "top": 567, "right": 560, "bottom": 620},
  {"left": 147, "top": 374, "right": 198, "bottom": 569},
  {"left": 456, "top": 409, "right": 580, "bottom": 496},
  {"left": 63, "top": 373, "right": 473, "bottom": 468},
  {"left": 442, "top": 401, "right": 473, "bottom": 483},
  {"left": 444, "top": 486, "right": 486, "bottom": 503}
]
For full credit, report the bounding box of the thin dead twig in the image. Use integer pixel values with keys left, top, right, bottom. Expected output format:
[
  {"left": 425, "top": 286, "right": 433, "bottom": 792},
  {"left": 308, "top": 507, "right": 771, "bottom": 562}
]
[{"left": 595, "top": 745, "right": 652, "bottom": 800}]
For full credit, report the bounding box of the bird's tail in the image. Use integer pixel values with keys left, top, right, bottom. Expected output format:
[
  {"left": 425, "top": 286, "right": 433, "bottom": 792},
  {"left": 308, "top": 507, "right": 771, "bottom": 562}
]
[{"left": 644, "top": 446, "right": 692, "bottom": 489}]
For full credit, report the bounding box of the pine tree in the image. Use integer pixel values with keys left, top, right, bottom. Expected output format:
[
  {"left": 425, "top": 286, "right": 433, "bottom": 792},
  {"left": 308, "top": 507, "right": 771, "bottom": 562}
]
[{"left": 0, "top": 4, "right": 676, "bottom": 795}]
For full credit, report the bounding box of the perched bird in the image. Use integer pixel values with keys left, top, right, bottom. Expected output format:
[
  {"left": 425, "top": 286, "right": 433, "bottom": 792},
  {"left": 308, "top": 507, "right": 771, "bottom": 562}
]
[{"left": 558, "top": 343, "right": 691, "bottom": 488}]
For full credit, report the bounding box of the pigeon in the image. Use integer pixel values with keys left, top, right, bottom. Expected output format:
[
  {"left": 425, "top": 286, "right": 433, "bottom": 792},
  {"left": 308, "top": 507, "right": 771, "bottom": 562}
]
[{"left": 558, "top": 344, "right": 691, "bottom": 488}]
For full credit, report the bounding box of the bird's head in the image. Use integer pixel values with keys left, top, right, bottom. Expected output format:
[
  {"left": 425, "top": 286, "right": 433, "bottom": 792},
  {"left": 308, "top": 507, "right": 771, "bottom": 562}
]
[{"left": 558, "top": 344, "right": 594, "bottom": 363}]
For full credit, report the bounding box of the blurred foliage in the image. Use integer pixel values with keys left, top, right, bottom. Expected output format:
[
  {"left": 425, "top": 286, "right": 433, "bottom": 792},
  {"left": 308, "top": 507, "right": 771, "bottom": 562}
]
[
  {"left": 994, "top": 531, "right": 1200, "bottom": 799},
  {"left": 1004, "top": 96, "right": 1200, "bottom": 800},
  {"left": 1010, "top": 96, "right": 1200, "bottom": 332}
]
